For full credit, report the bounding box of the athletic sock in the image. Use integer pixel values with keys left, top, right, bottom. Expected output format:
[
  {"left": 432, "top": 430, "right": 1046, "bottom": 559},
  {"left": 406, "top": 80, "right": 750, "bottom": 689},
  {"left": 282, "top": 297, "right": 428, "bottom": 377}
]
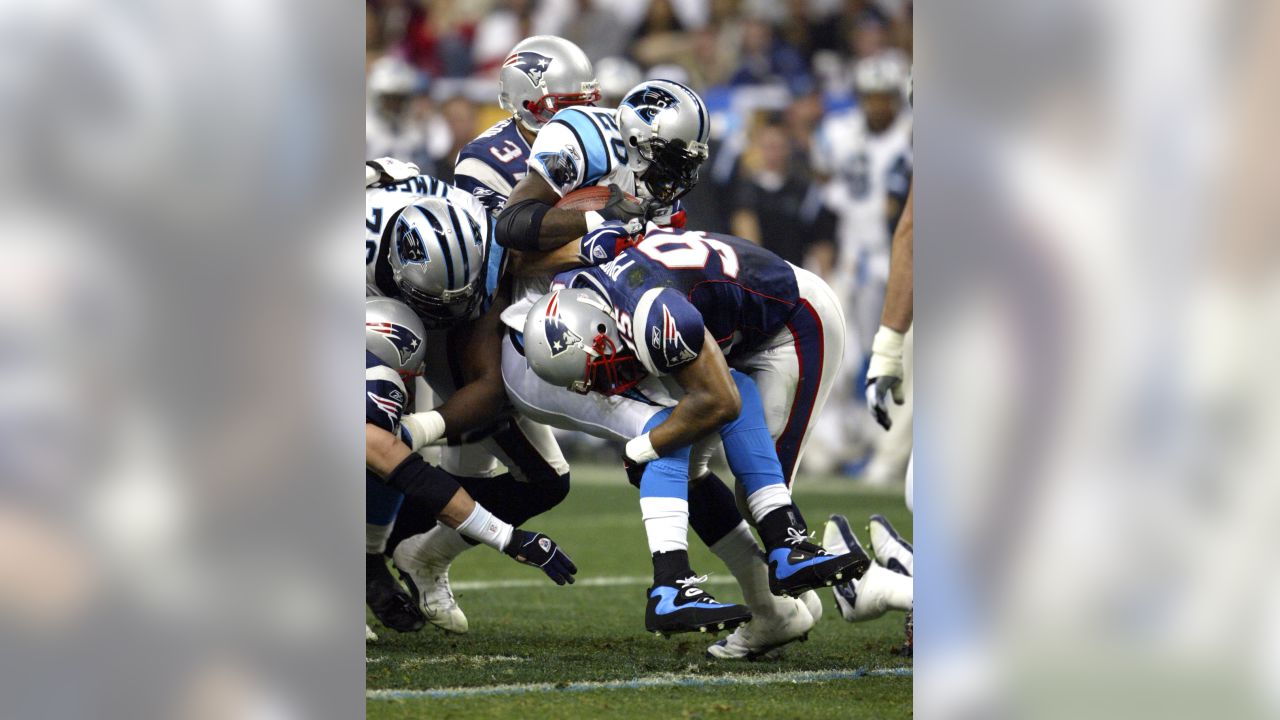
[
  {"left": 366, "top": 522, "right": 395, "bottom": 555},
  {"left": 652, "top": 549, "right": 694, "bottom": 587},
  {"left": 757, "top": 505, "right": 809, "bottom": 550},
  {"left": 709, "top": 521, "right": 789, "bottom": 619},
  {"left": 688, "top": 471, "right": 743, "bottom": 547},
  {"left": 397, "top": 522, "right": 474, "bottom": 568}
]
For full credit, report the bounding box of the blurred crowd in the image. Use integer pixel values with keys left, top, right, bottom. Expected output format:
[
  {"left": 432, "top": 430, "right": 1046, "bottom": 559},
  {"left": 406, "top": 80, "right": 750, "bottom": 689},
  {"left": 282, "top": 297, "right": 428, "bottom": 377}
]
[{"left": 366, "top": 0, "right": 913, "bottom": 480}]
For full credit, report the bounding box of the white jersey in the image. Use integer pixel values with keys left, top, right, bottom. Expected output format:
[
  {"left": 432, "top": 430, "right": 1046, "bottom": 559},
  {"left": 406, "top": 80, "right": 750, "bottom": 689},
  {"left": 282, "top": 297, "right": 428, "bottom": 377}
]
[
  {"left": 812, "top": 109, "right": 913, "bottom": 275},
  {"left": 501, "top": 105, "right": 670, "bottom": 332}
]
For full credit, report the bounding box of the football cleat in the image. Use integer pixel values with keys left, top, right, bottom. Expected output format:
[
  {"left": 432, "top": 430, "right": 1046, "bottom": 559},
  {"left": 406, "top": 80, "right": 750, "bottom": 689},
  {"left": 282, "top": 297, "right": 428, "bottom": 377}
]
[
  {"left": 824, "top": 514, "right": 880, "bottom": 622},
  {"left": 868, "top": 514, "right": 913, "bottom": 576},
  {"left": 366, "top": 624, "right": 378, "bottom": 642},
  {"left": 645, "top": 575, "right": 753, "bottom": 637},
  {"left": 366, "top": 553, "right": 425, "bottom": 633},
  {"left": 706, "top": 594, "right": 814, "bottom": 660},
  {"left": 393, "top": 538, "right": 469, "bottom": 634},
  {"left": 767, "top": 527, "right": 870, "bottom": 597}
]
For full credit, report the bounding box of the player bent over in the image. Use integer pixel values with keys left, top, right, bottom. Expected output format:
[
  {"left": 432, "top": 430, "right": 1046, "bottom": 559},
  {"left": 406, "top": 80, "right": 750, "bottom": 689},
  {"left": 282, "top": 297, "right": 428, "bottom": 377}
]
[{"left": 364, "top": 297, "right": 576, "bottom": 636}]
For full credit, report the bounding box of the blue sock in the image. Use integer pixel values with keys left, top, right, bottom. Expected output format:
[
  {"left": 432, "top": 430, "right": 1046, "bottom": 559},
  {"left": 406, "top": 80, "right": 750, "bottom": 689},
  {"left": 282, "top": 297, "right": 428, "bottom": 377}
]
[
  {"left": 719, "top": 372, "right": 786, "bottom": 497},
  {"left": 638, "top": 409, "right": 691, "bottom": 502},
  {"left": 366, "top": 473, "right": 405, "bottom": 525}
]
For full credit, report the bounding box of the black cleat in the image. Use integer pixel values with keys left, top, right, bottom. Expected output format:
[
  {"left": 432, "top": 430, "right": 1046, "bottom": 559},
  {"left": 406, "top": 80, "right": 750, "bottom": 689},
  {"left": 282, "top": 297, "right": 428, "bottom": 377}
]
[
  {"left": 767, "top": 528, "right": 872, "bottom": 597},
  {"left": 366, "top": 553, "right": 425, "bottom": 633},
  {"left": 644, "top": 575, "right": 753, "bottom": 637}
]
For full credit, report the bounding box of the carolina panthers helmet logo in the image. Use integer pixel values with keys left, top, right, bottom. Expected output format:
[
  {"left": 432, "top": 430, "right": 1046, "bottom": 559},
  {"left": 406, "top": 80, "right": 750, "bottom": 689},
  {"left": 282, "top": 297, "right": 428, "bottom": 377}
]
[
  {"left": 623, "top": 86, "right": 680, "bottom": 124},
  {"left": 367, "top": 321, "right": 423, "bottom": 366},
  {"left": 535, "top": 146, "right": 580, "bottom": 188},
  {"left": 395, "top": 218, "right": 430, "bottom": 264},
  {"left": 503, "top": 51, "right": 553, "bottom": 86},
  {"left": 542, "top": 291, "right": 583, "bottom": 357}
]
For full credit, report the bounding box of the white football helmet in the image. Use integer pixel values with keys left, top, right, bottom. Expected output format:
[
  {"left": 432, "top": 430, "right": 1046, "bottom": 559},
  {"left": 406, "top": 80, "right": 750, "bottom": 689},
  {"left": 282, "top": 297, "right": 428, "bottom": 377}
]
[
  {"left": 616, "top": 80, "right": 711, "bottom": 205},
  {"left": 498, "top": 35, "right": 599, "bottom": 133},
  {"left": 522, "top": 288, "right": 642, "bottom": 396}
]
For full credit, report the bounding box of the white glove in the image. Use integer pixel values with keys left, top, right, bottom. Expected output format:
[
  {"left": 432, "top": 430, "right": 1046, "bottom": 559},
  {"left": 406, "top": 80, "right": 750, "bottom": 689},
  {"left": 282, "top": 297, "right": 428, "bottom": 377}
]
[
  {"left": 399, "top": 410, "right": 445, "bottom": 452},
  {"left": 865, "top": 326, "right": 906, "bottom": 431},
  {"left": 365, "top": 157, "right": 420, "bottom": 187}
]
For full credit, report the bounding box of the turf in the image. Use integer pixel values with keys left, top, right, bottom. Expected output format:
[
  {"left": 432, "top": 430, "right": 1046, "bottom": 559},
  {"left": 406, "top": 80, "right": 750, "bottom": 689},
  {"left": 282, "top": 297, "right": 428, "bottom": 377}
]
[{"left": 367, "top": 462, "right": 912, "bottom": 719}]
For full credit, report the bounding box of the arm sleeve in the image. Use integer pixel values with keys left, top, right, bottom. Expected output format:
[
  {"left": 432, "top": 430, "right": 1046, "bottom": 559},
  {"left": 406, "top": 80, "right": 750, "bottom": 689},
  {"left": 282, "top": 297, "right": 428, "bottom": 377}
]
[
  {"left": 631, "top": 287, "right": 706, "bottom": 376},
  {"left": 527, "top": 109, "right": 614, "bottom": 196},
  {"left": 366, "top": 360, "right": 409, "bottom": 432}
]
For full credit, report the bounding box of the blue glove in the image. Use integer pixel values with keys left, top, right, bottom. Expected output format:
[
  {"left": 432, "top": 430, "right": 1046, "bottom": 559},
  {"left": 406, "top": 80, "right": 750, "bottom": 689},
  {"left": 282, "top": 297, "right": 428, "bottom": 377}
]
[{"left": 503, "top": 530, "right": 578, "bottom": 585}]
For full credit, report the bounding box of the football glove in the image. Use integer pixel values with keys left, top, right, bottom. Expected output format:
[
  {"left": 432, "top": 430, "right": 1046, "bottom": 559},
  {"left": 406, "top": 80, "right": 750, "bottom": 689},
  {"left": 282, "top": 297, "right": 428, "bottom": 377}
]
[
  {"left": 366, "top": 157, "right": 420, "bottom": 187},
  {"left": 586, "top": 184, "right": 647, "bottom": 236},
  {"left": 865, "top": 326, "right": 906, "bottom": 431},
  {"left": 503, "top": 530, "right": 578, "bottom": 585}
]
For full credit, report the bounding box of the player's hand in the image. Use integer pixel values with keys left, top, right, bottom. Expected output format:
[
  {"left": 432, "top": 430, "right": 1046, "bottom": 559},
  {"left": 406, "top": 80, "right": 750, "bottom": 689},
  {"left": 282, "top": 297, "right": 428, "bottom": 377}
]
[
  {"left": 623, "top": 453, "right": 649, "bottom": 489},
  {"left": 503, "top": 530, "right": 578, "bottom": 585},
  {"left": 594, "top": 184, "right": 647, "bottom": 235},
  {"left": 366, "top": 157, "right": 420, "bottom": 187},
  {"left": 865, "top": 326, "right": 906, "bottom": 431}
]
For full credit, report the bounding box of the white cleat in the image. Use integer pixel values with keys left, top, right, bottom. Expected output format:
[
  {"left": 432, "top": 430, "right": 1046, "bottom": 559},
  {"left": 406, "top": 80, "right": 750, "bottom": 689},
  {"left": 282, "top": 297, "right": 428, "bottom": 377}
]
[
  {"left": 365, "top": 624, "right": 378, "bottom": 642},
  {"left": 393, "top": 535, "right": 469, "bottom": 634},
  {"left": 825, "top": 514, "right": 913, "bottom": 622},
  {"left": 706, "top": 595, "right": 815, "bottom": 660},
  {"left": 868, "top": 514, "right": 913, "bottom": 576}
]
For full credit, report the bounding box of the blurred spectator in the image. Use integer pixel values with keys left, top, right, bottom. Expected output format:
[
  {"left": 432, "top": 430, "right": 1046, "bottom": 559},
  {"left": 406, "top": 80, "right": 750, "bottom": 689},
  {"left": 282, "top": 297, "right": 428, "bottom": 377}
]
[
  {"left": 729, "top": 15, "right": 810, "bottom": 92},
  {"left": 365, "top": 55, "right": 440, "bottom": 173},
  {"left": 731, "top": 119, "right": 836, "bottom": 268},
  {"left": 595, "top": 56, "right": 643, "bottom": 107},
  {"left": 472, "top": 0, "right": 575, "bottom": 76},
  {"left": 433, "top": 96, "right": 480, "bottom": 183}
]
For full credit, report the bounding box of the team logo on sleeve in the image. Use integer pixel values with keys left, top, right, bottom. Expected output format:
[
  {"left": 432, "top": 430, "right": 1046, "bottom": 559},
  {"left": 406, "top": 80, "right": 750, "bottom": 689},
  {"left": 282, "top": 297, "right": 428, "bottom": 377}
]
[
  {"left": 503, "top": 51, "right": 553, "bottom": 85},
  {"left": 651, "top": 304, "right": 697, "bottom": 367},
  {"left": 366, "top": 321, "right": 423, "bottom": 366},
  {"left": 542, "top": 291, "right": 582, "bottom": 357},
  {"left": 622, "top": 86, "right": 679, "bottom": 124},
  {"left": 367, "top": 389, "right": 404, "bottom": 428},
  {"left": 535, "top": 146, "right": 580, "bottom": 188}
]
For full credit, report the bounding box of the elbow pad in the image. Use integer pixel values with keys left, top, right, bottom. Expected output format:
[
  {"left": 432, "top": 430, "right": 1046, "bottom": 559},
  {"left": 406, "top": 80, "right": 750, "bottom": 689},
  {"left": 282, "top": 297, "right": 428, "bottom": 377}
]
[
  {"left": 495, "top": 198, "right": 551, "bottom": 251},
  {"left": 384, "top": 453, "right": 461, "bottom": 520}
]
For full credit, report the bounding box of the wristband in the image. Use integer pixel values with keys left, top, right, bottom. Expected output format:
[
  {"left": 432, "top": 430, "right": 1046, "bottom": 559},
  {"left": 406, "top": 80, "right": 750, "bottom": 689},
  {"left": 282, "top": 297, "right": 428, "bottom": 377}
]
[
  {"left": 625, "top": 432, "right": 660, "bottom": 464},
  {"left": 455, "top": 503, "right": 514, "bottom": 552},
  {"left": 871, "top": 325, "right": 905, "bottom": 358},
  {"left": 400, "top": 410, "right": 445, "bottom": 451}
]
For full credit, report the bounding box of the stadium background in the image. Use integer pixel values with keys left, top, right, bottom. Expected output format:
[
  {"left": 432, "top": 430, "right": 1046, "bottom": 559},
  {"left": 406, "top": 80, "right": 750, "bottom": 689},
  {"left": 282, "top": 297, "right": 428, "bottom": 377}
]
[{"left": 366, "top": 0, "right": 914, "bottom": 485}]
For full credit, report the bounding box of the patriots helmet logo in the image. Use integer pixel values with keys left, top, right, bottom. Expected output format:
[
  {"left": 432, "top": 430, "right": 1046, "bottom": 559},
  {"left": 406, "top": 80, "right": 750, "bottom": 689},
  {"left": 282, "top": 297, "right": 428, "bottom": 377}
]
[
  {"left": 503, "top": 51, "right": 554, "bottom": 86},
  {"left": 543, "top": 290, "right": 583, "bottom": 357},
  {"left": 367, "top": 321, "right": 424, "bottom": 366},
  {"left": 534, "top": 146, "right": 580, "bottom": 188},
  {"left": 651, "top": 304, "right": 697, "bottom": 368},
  {"left": 622, "top": 85, "right": 679, "bottom": 124}
]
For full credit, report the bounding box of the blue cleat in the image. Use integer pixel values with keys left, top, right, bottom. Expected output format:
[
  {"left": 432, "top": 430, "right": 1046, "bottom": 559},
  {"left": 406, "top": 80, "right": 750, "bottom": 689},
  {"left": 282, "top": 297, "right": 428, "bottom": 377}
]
[
  {"left": 645, "top": 575, "right": 753, "bottom": 637},
  {"left": 767, "top": 528, "right": 871, "bottom": 597}
]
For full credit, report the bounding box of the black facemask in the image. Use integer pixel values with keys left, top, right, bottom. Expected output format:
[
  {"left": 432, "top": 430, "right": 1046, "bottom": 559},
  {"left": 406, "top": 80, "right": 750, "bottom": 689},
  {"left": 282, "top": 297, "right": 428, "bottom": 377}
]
[{"left": 638, "top": 137, "right": 705, "bottom": 206}]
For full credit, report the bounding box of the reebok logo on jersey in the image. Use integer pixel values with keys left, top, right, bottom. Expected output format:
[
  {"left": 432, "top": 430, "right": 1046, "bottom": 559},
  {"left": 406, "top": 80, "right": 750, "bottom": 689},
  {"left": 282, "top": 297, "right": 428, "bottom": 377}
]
[
  {"left": 503, "top": 51, "right": 553, "bottom": 86},
  {"left": 653, "top": 304, "right": 696, "bottom": 368},
  {"left": 623, "top": 86, "right": 679, "bottom": 124},
  {"left": 367, "top": 321, "right": 423, "bottom": 366},
  {"left": 543, "top": 291, "right": 583, "bottom": 357},
  {"left": 535, "top": 146, "right": 580, "bottom": 188}
]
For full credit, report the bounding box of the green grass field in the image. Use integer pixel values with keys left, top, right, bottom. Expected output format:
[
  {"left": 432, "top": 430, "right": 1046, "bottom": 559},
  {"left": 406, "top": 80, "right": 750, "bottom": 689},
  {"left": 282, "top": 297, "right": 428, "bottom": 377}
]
[{"left": 367, "top": 462, "right": 912, "bottom": 719}]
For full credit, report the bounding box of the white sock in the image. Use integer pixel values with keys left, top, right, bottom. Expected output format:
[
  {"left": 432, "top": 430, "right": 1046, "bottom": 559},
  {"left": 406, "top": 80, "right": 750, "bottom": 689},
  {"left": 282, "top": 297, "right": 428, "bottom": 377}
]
[
  {"left": 746, "top": 484, "right": 792, "bottom": 523},
  {"left": 709, "top": 521, "right": 790, "bottom": 619},
  {"left": 640, "top": 497, "right": 689, "bottom": 554},
  {"left": 454, "top": 503, "right": 514, "bottom": 552},
  {"left": 366, "top": 522, "right": 394, "bottom": 555},
  {"left": 402, "top": 523, "right": 474, "bottom": 566}
]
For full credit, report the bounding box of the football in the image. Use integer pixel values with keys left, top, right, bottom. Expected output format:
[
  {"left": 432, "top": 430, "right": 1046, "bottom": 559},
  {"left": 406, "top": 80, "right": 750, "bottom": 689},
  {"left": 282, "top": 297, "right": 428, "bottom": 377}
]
[{"left": 554, "top": 185, "right": 636, "bottom": 211}]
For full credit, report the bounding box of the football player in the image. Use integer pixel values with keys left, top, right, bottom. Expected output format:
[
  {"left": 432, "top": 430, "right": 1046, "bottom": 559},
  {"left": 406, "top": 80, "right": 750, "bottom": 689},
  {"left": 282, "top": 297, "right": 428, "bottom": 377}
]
[
  {"left": 364, "top": 296, "right": 577, "bottom": 636},
  {"left": 489, "top": 80, "right": 831, "bottom": 655},
  {"left": 364, "top": 159, "right": 573, "bottom": 633}
]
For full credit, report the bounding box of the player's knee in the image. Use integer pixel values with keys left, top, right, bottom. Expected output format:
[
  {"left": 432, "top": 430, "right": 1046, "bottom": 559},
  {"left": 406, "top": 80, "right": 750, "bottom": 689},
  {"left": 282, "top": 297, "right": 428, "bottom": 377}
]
[{"left": 542, "top": 471, "right": 571, "bottom": 508}]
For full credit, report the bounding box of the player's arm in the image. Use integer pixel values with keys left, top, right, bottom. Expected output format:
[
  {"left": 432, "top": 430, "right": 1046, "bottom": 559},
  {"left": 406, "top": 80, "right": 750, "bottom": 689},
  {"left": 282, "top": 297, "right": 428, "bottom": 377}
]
[
  {"left": 497, "top": 174, "right": 646, "bottom": 252},
  {"left": 365, "top": 422, "right": 577, "bottom": 584},
  {"left": 510, "top": 223, "right": 638, "bottom": 277},
  {"left": 866, "top": 178, "right": 913, "bottom": 430},
  {"left": 399, "top": 282, "right": 513, "bottom": 447}
]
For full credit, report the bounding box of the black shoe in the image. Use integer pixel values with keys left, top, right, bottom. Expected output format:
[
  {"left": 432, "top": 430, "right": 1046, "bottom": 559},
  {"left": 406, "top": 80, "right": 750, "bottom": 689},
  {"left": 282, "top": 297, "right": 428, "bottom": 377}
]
[
  {"left": 767, "top": 528, "right": 871, "bottom": 597},
  {"left": 366, "top": 553, "right": 425, "bottom": 633},
  {"left": 644, "top": 575, "right": 753, "bottom": 637}
]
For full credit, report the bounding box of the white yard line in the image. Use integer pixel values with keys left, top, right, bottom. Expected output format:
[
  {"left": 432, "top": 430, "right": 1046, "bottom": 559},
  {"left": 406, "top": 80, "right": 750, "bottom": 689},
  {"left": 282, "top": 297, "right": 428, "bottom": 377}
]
[
  {"left": 450, "top": 574, "right": 736, "bottom": 591},
  {"left": 368, "top": 667, "right": 911, "bottom": 699}
]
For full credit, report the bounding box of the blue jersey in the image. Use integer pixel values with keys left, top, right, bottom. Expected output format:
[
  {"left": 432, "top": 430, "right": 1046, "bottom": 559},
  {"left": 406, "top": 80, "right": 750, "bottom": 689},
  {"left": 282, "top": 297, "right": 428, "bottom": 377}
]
[
  {"left": 366, "top": 351, "right": 409, "bottom": 433},
  {"left": 554, "top": 226, "right": 801, "bottom": 375},
  {"left": 454, "top": 118, "right": 532, "bottom": 216},
  {"left": 365, "top": 174, "right": 506, "bottom": 316}
]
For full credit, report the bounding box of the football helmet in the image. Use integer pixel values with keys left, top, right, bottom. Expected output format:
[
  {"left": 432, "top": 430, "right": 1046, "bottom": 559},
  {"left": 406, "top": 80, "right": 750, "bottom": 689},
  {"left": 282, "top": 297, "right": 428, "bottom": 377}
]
[
  {"left": 386, "top": 197, "right": 487, "bottom": 327},
  {"left": 365, "top": 296, "right": 428, "bottom": 378},
  {"left": 523, "top": 288, "right": 641, "bottom": 396},
  {"left": 616, "top": 80, "right": 711, "bottom": 205},
  {"left": 498, "top": 35, "right": 600, "bottom": 133}
]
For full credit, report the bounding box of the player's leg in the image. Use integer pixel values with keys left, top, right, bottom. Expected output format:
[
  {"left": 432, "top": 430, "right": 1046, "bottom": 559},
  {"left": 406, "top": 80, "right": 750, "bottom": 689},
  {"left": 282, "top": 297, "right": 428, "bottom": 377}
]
[{"left": 365, "top": 476, "right": 424, "bottom": 633}]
